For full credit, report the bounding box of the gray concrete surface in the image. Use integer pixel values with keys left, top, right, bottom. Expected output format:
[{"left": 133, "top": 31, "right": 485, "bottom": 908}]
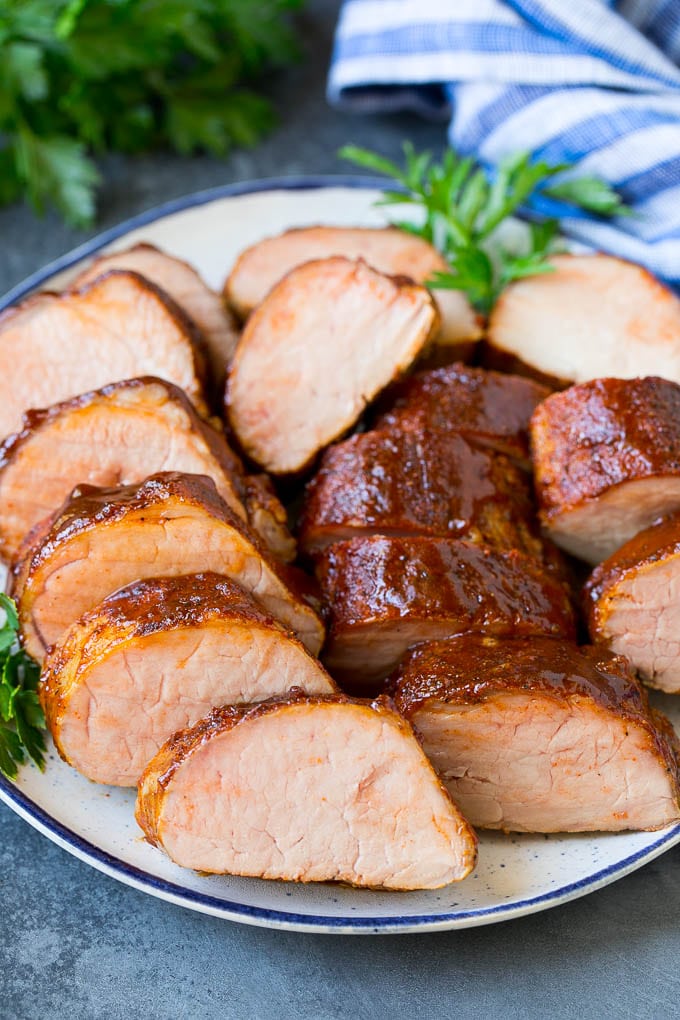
[{"left": 2, "top": 3, "right": 680, "bottom": 1017}]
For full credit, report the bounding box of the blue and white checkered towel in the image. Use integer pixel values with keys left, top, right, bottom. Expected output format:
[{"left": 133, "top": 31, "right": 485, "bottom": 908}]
[{"left": 328, "top": 1, "right": 680, "bottom": 286}]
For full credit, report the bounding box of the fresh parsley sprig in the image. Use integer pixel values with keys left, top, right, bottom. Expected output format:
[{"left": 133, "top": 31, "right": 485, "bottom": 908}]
[
  {"left": 339, "top": 143, "right": 628, "bottom": 313},
  {"left": 0, "top": 0, "right": 304, "bottom": 226},
  {"left": 0, "top": 593, "right": 45, "bottom": 781}
]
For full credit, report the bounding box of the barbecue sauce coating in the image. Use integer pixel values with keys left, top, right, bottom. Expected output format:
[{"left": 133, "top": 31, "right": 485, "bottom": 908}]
[
  {"left": 531, "top": 376, "right": 680, "bottom": 523},
  {"left": 390, "top": 635, "right": 680, "bottom": 787},
  {"left": 375, "top": 362, "right": 549, "bottom": 466},
  {"left": 584, "top": 511, "right": 680, "bottom": 632},
  {"left": 317, "top": 536, "right": 576, "bottom": 638},
  {"left": 299, "top": 428, "right": 543, "bottom": 555}
]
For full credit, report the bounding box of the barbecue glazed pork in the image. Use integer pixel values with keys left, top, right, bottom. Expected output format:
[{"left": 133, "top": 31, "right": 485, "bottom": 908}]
[
  {"left": 13, "top": 472, "right": 324, "bottom": 661},
  {"left": 42, "top": 573, "right": 335, "bottom": 786},
  {"left": 223, "top": 225, "right": 481, "bottom": 357},
  {"left": 487, "top": 254, "right": 680, "bottom": 387},
  {"left": 531, "top": 376, "right": 680, "bottom": 563},
  {"left": 0, "top": 270, "right": 208, "bottom": 438},
  {"left": 316, "top": 536, "right": 576, "bottom": 688},
  {"left": 0, "top": 378, "right": 247, "bottom": 562},
  {"left": 392, "top": 635, "right": 680, "bottom": 832},
  {"left": 74, "top": 244, "right": 239, "bottom": 385},
  {"left": 136, "top": 692, "right": 477, "bottom": 888},
  {"left": 226, "top": 257, "right": 439, "bottom": 474},
  {"left": 300, "top": 427, "right": 545, "bottom": 561},
  {"left": 585, "top": 512, "right": 680, "bottom": 693},
  {"left": 375, "top": 362, "right": 550, "bottom": 469}
]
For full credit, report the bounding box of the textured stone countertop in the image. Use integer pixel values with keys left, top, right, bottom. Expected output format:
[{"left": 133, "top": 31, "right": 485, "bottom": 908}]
[{"left": 2, "top": 3, "right": 680, "bottom": 1017}]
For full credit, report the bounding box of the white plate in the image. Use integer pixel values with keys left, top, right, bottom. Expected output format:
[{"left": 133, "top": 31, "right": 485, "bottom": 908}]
[{"left": 2, "top": 177, "right": 680, "bottom": 934}]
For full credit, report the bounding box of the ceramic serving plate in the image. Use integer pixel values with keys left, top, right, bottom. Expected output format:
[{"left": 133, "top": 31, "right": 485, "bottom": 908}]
[{"left": 1, "top": 178, "right": 680, "bottom": 934}]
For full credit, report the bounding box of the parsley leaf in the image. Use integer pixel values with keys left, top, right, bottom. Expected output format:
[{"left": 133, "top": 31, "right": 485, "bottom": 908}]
[
  {"left": 0, "top": 593, "right": 46, "bottom": 782},
  {"left": 340, "top": 143, "right": 628, "bottom": 313},
  {"left": 0, "top": 0, "right": 303, "bottom": 226}
]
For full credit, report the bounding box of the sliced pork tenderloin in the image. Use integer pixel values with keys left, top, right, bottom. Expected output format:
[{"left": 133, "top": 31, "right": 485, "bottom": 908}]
[
  {"left": 585, "top": 512, "right": 680, "bottom": 693},
  {"left": 243, "top": 474, "right": 296, "bottom": 564},
  {"left": 136, "top": 692, "right": 477, "bottom": 889},
  {"left": 0, "top": 377, "right": 247, "bottom": 562},
  {"left": 223, "top": 225, "right": 481, "bottom": 359},
  {"left": 391, "top": 634, "right": 680, "bottom": 832},
  {"left": 531, "top": 376, "right": 680, "bottom": 563},
  {"left": 226, "top": 257, "right": 439, "bottom": 474},
  {"left": 42, "top": 573, "right": 335, "bottom": 787},
  {"left": 0, "top": 270, "right": 208, "bottom": 438},
  {"left": 73, "top": 243, "right": 239, "bottom": 387},
  {"left": 316, "top": 535, "right": 576, "bottom": 689},
  {"left": 300, "top": 427, "right": 547, "bottom": 565},
  {"left": 12, "top": 472, "right": 324, "bottom": 662},
  {"left": 487, "top": 254, "right": 680, "bottom": 387},
  {"left": 374, "top": 362, "right": 550, "bottom": 469}
]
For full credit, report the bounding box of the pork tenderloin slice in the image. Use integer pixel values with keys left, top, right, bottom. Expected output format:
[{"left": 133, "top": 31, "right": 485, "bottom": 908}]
[
  {"left": 0, "top": 377, "right": 247, "bottom": 562},
  {"left": 585, "top": 512, "right": 680, "bottom": 693},
  {"left": 243, "top": 474, "right": 296, "bottom": 564},
  {"left": 531, "top": 376, "right": 680, "bottom": 563},
  {"left": 392, "top": 635, "right": 680, "bottom": 833},
  {"left": 316, "top": 536, "right": 576, "bottom": 689},
  {"left": 223, "top": 225, "right": 481, "bottom": 356},
  {"left": 42, "top": 573, "right": 335, "bottom": 786},
  {"left": 0, "top": 270, "right": 209, "bottom": 438},
  {"left": 487, "top": 254, "right": 680, "bottom": 386},
  {"left": 73, "top": 243, "right": 239, "bottom": 386},
  {"left": 299, "top": 427, "right": 544, "bottom": 561},
  {"left": 136, "top": 692, "right": 477, "bottom": 888},
  {"left": 226, "top": 257, "right": 440, "bottom": 474},
  {"left": 13, "top": 471, "right": 324, "bottom": 661},
  {"left": 375, "top": 362, "right": 550, "bottom": 469}
]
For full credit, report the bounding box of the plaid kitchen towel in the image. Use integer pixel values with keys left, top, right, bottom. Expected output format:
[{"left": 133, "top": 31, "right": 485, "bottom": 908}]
[{"left": 328, "top": 0, "right": 680, "bottom": 286}]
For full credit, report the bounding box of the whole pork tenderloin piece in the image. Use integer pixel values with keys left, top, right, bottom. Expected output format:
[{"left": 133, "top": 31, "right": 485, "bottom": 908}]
[
  {"left": 12, "top": 472, "right": 324, "bottom": 662},
  {"left": 316, "top": 535, "right": 576, "bottom": 690},
  {"left": 136, "top": 692, "right": 478, "bottom": 889},
  {"left": 531, "top": 376, "right": 680, "bottom": 564},
  {"left": 392, "top": 634, "right": 680, "bottom": 833},
  {"left": 226, "top": 256, "right": 439, "bottom": 474},
  {"left": 375, "top": 362, "right": 549, "bottom": 469},
  {"left": 42, "top": 573, "right": 335, "bottom": 787}
]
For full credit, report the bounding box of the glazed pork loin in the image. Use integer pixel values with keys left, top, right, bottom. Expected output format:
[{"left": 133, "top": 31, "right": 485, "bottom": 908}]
[
  {"left": 316, "top": 535, "right": 575, "bottom": 689},
  {"left": 531, "top": 376, "right": 680, "bottom": 564},
  {"left": 223, "top": 225, "right": 481, "bottom": 359},
  {"left": 12, "top": 472, "right": 324, "bottom": 662},
  {"left": 136, "top": 692, "right": 478, "bottom": 889},
  {"left": 487, "top": 254, "right": 680, "bottom": 387},
  {"left": 226, "top": 256, "right": 439, "bottom": 474},
  {"left": 0, "top": 270, "right": 208, "bottom": 439},
  {"left": 374, "top": 362, "right": 549, "bottom": 469},
  {"left": 299, "top": 426, "right": 553, "bottom": 570},
  {"left": 391, "top": 634, "right": 680, "bottom": 833},
  {"left": 585, "top": 512, "right": 680, "bottom": 694},
  {"left": 0, "top": 377, "right": 294, "bottom": 564},
  {"left": 42, "top": 573, "right": 335, "bottom": 787},
  {"left": 73, "top": 243, "right": 239, "bottom": 386}
]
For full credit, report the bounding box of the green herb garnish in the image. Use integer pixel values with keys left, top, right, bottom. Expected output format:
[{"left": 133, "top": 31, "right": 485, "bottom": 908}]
[
  {"left": 0, "top": 0, "right": 304, "bottom": 226},
  {"left": 0, "top": 593, "right": 45, "bottom": 781},
  {"left": 339, "top": 143, "right": 628, "bottom": 313}
]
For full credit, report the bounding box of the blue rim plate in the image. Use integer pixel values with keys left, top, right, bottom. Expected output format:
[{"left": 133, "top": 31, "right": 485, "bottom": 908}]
[{"left": 2, "top": 175, "right": 680, "bottom": 934}]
